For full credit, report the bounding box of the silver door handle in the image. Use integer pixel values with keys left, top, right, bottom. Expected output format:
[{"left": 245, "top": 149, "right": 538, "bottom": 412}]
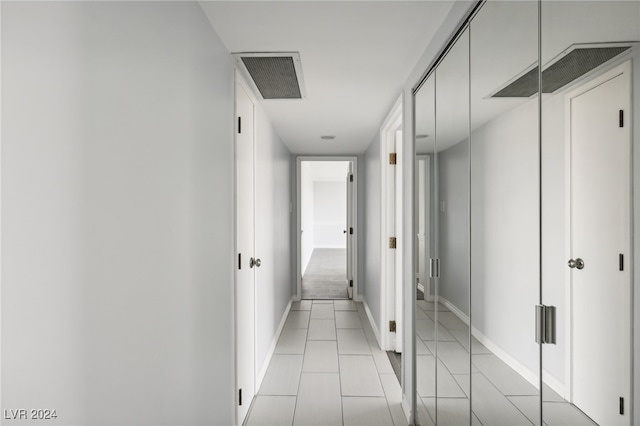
[
  {"left": 567, "top": 258, "right": 584, "bottom": 270},
  {"left": 250, "top": 258, "right": 261, "bottom": 268}
]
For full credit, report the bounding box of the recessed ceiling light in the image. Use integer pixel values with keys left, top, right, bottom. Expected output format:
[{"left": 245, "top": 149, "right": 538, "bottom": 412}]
[
  {"left": 321, "top": 135, "right": 336, "bottom": 140},
  {"left": 416, "top": 134, "right": 429, "bottom": 139}
]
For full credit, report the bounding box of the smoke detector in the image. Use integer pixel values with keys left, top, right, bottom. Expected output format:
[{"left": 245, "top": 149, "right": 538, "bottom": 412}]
[{"left": 233, "top": 52, "right": 306, "bottom": 100}]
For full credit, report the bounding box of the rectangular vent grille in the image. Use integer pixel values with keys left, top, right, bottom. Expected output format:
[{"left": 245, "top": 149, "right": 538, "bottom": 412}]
[
  {"left": 240, "top": 55, "right": 302, "bottom": 99},
  {"left": 492, "top": 46, "right": 631, "bottom": 98}
]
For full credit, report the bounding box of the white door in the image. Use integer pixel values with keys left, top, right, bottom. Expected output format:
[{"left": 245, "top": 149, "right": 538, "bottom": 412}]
[
  {"left": 236, "top": 80, "right": 256, "bottom": 425},
  {"left": 568, "top": 62, "right": 631, "bottom": 426},
  {"left": 346, "top": 162, "right": 353, "bottom": 299}
]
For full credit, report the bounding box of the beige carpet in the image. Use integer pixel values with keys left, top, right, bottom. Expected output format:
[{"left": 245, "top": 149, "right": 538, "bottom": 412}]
[{"left": 302, "top": 248, "right": 348, "bottom": 299}]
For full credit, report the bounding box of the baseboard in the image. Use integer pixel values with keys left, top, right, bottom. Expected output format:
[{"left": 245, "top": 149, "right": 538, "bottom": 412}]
[
  {"left": 256, "top": 297, "right": 293, "bottom": 392},
  {"left": 361, "top": 298, "right": 382, "bottom": 349},
  {"left": 438, "top": 296, "right": 566, "bottom": 398}
]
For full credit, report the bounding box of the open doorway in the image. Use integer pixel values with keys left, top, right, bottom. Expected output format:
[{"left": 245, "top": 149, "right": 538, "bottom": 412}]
[{"left": 297, "top": 157, "right": 357, "bottom": 300}]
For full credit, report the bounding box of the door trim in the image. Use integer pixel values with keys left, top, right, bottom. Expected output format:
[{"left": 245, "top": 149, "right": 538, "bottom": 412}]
[
  {"left": 295, "top": 156, "right": 358, "bottom": 301},
  {"left": 380, "top": 97, "right": 403, "bottom": 351},
  {"left": 563, "top": 60, "right": 632, "bottom": 408}
]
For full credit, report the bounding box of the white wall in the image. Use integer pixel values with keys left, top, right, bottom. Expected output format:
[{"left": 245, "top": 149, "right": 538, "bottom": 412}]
[
  {"left": 254, "top": 102, "right": 293, "bottom": 372},
  {"left": 300, "top": 163, "right": 314, "bottom": 273},
  {"left": 1, "top": 3, "right": 235, "bottom": 425},
  {"left": 313, "top": 181, "right": 346, "bottom": 248}
]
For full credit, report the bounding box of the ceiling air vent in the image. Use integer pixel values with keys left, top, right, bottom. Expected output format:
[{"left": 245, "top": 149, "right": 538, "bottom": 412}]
[
  {"left": 233, "top": 52, "right": 306, "bottom": 100},
  {"left": 491, "top": 44, "right": 632, "bottom": 98}
]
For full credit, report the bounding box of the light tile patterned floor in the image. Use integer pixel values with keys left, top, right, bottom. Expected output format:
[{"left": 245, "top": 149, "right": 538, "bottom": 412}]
[
  {"left": 248, "top": 299, "right": 598, "bottom": 426},
  {"left": 415, "top": 300, "right": 598, "bottom": 426},
  {"left": 245, "top": 300, "right": 404, "bottom": 426}
]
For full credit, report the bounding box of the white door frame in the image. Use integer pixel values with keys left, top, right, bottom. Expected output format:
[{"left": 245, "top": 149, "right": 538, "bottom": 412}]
[
  {"left": 381, "top": 97, "right": 403, "bottom": 351},
  {"left": 563, "top": 60, "right": 632, "bottom": 411},
  {"left": 295, "top": 156, "right": 358, "bottom": 301}
]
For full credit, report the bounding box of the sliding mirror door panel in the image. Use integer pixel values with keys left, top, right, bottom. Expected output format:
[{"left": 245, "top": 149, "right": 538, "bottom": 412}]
[
  {"left": 414, "top": 71, "right": 438, "bottom": 426},
  {"left": 427, "top": 27, "right": 472, "bottom": 425},
  {"left": 468, "top": 1, "right": 542, "bottom": 425},
  {"left": 541, "top": 2, "right": 639, "bottom": 425}
]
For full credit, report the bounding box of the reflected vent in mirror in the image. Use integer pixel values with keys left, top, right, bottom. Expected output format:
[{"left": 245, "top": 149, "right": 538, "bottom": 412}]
[
  {"left": 491, "top": 44, "right": 631, "bottom": 98},
  {"left": 233, "top": 52, "right": 306, "bottom": 100}
]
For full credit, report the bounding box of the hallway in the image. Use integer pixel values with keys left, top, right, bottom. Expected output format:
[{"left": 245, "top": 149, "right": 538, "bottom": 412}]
[
  {"left": 302, "top": 249, "right": 348, "bottom": 300},
  {"left": 245, "top": 300, "right": 405, "bottom": 426}
]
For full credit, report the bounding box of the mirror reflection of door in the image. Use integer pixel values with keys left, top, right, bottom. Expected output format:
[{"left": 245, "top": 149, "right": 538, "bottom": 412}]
[{"left": 300, "top": 160, "right": 352, "bottom": 300}]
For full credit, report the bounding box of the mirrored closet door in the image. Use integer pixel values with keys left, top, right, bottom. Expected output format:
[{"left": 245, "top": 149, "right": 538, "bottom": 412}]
[{"left": 414, "top": 0, "right": 638, "bottom": 424}]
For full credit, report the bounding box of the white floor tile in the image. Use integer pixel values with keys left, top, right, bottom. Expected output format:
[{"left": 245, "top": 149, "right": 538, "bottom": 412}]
[
  {"left": 449, "top": 328, "right": 491, "bottom": 354},
  {"left": 275, "top": 328, "right": 308, "bottom": 355},
  {"left": 339, "top": 355, "right": 385, "bottom": 396},
  {"left": 342, "top": 397, "right": 393, "bottom": 426},
  {"left": 379, "top": 373, "right": 402, "bottom": 404},
  {"left": 416, "top": 318, "right": 456, "bottom": 341},
  {"left": 260, "top": 355, "right": 303, "bottom": 396},
  {"left": 335, "top": 311, "right": 363, "bottom": 328},
  {"left": 371, "top": 347, "right": 395, "bottom": 374},
  {"left": 285, "top": 311, "right": 310, "bottom": 329},
  {"left": 293, "top": 373, "right": 342, "bottom": 426},
  {"left": 303, "top": 340, "right": 339, "bottom": 373},
  {"left": 472, "top": 353, "right": 538, "bottom": 396},
  {"left": 310, "top": 303, "right": 335, "bottom": 319},
  {"left": 465, "top": 373, "right": 534, "bottom": 425},
  {"left": 422, "top": 397, "right": 481, "bottom": 426},
  {"left": 416, "top": 398, "right": 435, "bottom": 426},
  {"left": 307, "top": 319, "right": 337, "bottom": 340},
  {"left": 337, "top": 329, "right": 371, "bottom": 355},
  {"left": 292, "top": 300, "right": 312, "bottom": 311},
  {"left": 313, "top": 299, "right": 334, "bottom": 304},
  {"left": 416, "top": 307, "right": 429, "bottom": 320},
  {"left": 334, "top": 300, "right": 357, "bottom": 311},
  {"left": 416, "top": 338, "right": 431, "bottom": 355},
  {"left": 425, "top": 341, "right": 475, "bottom": 375},
  {"left": 246, "top": 395, "right": 297, "bottom": 426},
  {"left": 416, "top": 355, "right": 465, "bottom": 398},
  {"left": 436, "top": 312, "right": 468, "bottom": 330}
]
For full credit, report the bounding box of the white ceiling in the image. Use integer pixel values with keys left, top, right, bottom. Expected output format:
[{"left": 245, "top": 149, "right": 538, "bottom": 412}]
[{"left": 199, "top": 1, "right": 455, "bottom": 155}]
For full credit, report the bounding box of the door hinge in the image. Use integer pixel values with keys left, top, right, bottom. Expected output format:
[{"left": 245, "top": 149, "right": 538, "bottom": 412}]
[
  {"left": 239, "top": 388, "right": 242, "bottom": 406},
  {"left": 389, "top": 320, "right": 396, "bottom": 332},
  {"left": 429, "top": 258, "right": 440, "bottom": 278},
  {"left": 349, "top": 279, "right": 353, "bottom": 288},
  {"left": 620, "top": 397, "right": 624, "bottom": 415},
  {"left": 619, "top": 253, "right": 624, "bottom": 271},
  {"left": 238, "top": 253, "right": 242, "bottom": 270},
  {"left": 238, "top": 116, "right": 242, "bottom": 134},
  {"left": 619, "top": 110, "right": 624, "bottom": 128},
  {"left": 389, "top": 237, "right": 397, "bottom": 249},
  {"left": 349, "top": 174, "right": 354, "bottom": 182},
  {"left": 389, "top": 153, "right": 397, "bottom": 165},
  {"left": 535, "top": 305, "right": 557, "bottom": 344},
  {"left": 349, "top": 227, "right": 354, "bottom": 235}
]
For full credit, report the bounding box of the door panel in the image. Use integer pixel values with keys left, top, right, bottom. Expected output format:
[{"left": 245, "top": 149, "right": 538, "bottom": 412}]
[
  {"left": 236, "top": 80, "right": 256, "bottom": 425},
  {"left": 568, "top": 64, "right": 631, "bottom": 426}
]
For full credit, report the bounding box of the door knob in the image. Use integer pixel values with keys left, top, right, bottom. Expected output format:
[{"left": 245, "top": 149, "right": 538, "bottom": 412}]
[
  {"left": 250, "top": 258, "right": 261, "bottom": 268},
  {"left": 568, "top": 258, "right": 585, "bottom": 270}
]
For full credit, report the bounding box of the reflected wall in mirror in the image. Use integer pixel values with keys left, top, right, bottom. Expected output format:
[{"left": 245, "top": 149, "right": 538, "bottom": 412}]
[{"left": 541, "top": 2, "right": 639, "bottom": 426}]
